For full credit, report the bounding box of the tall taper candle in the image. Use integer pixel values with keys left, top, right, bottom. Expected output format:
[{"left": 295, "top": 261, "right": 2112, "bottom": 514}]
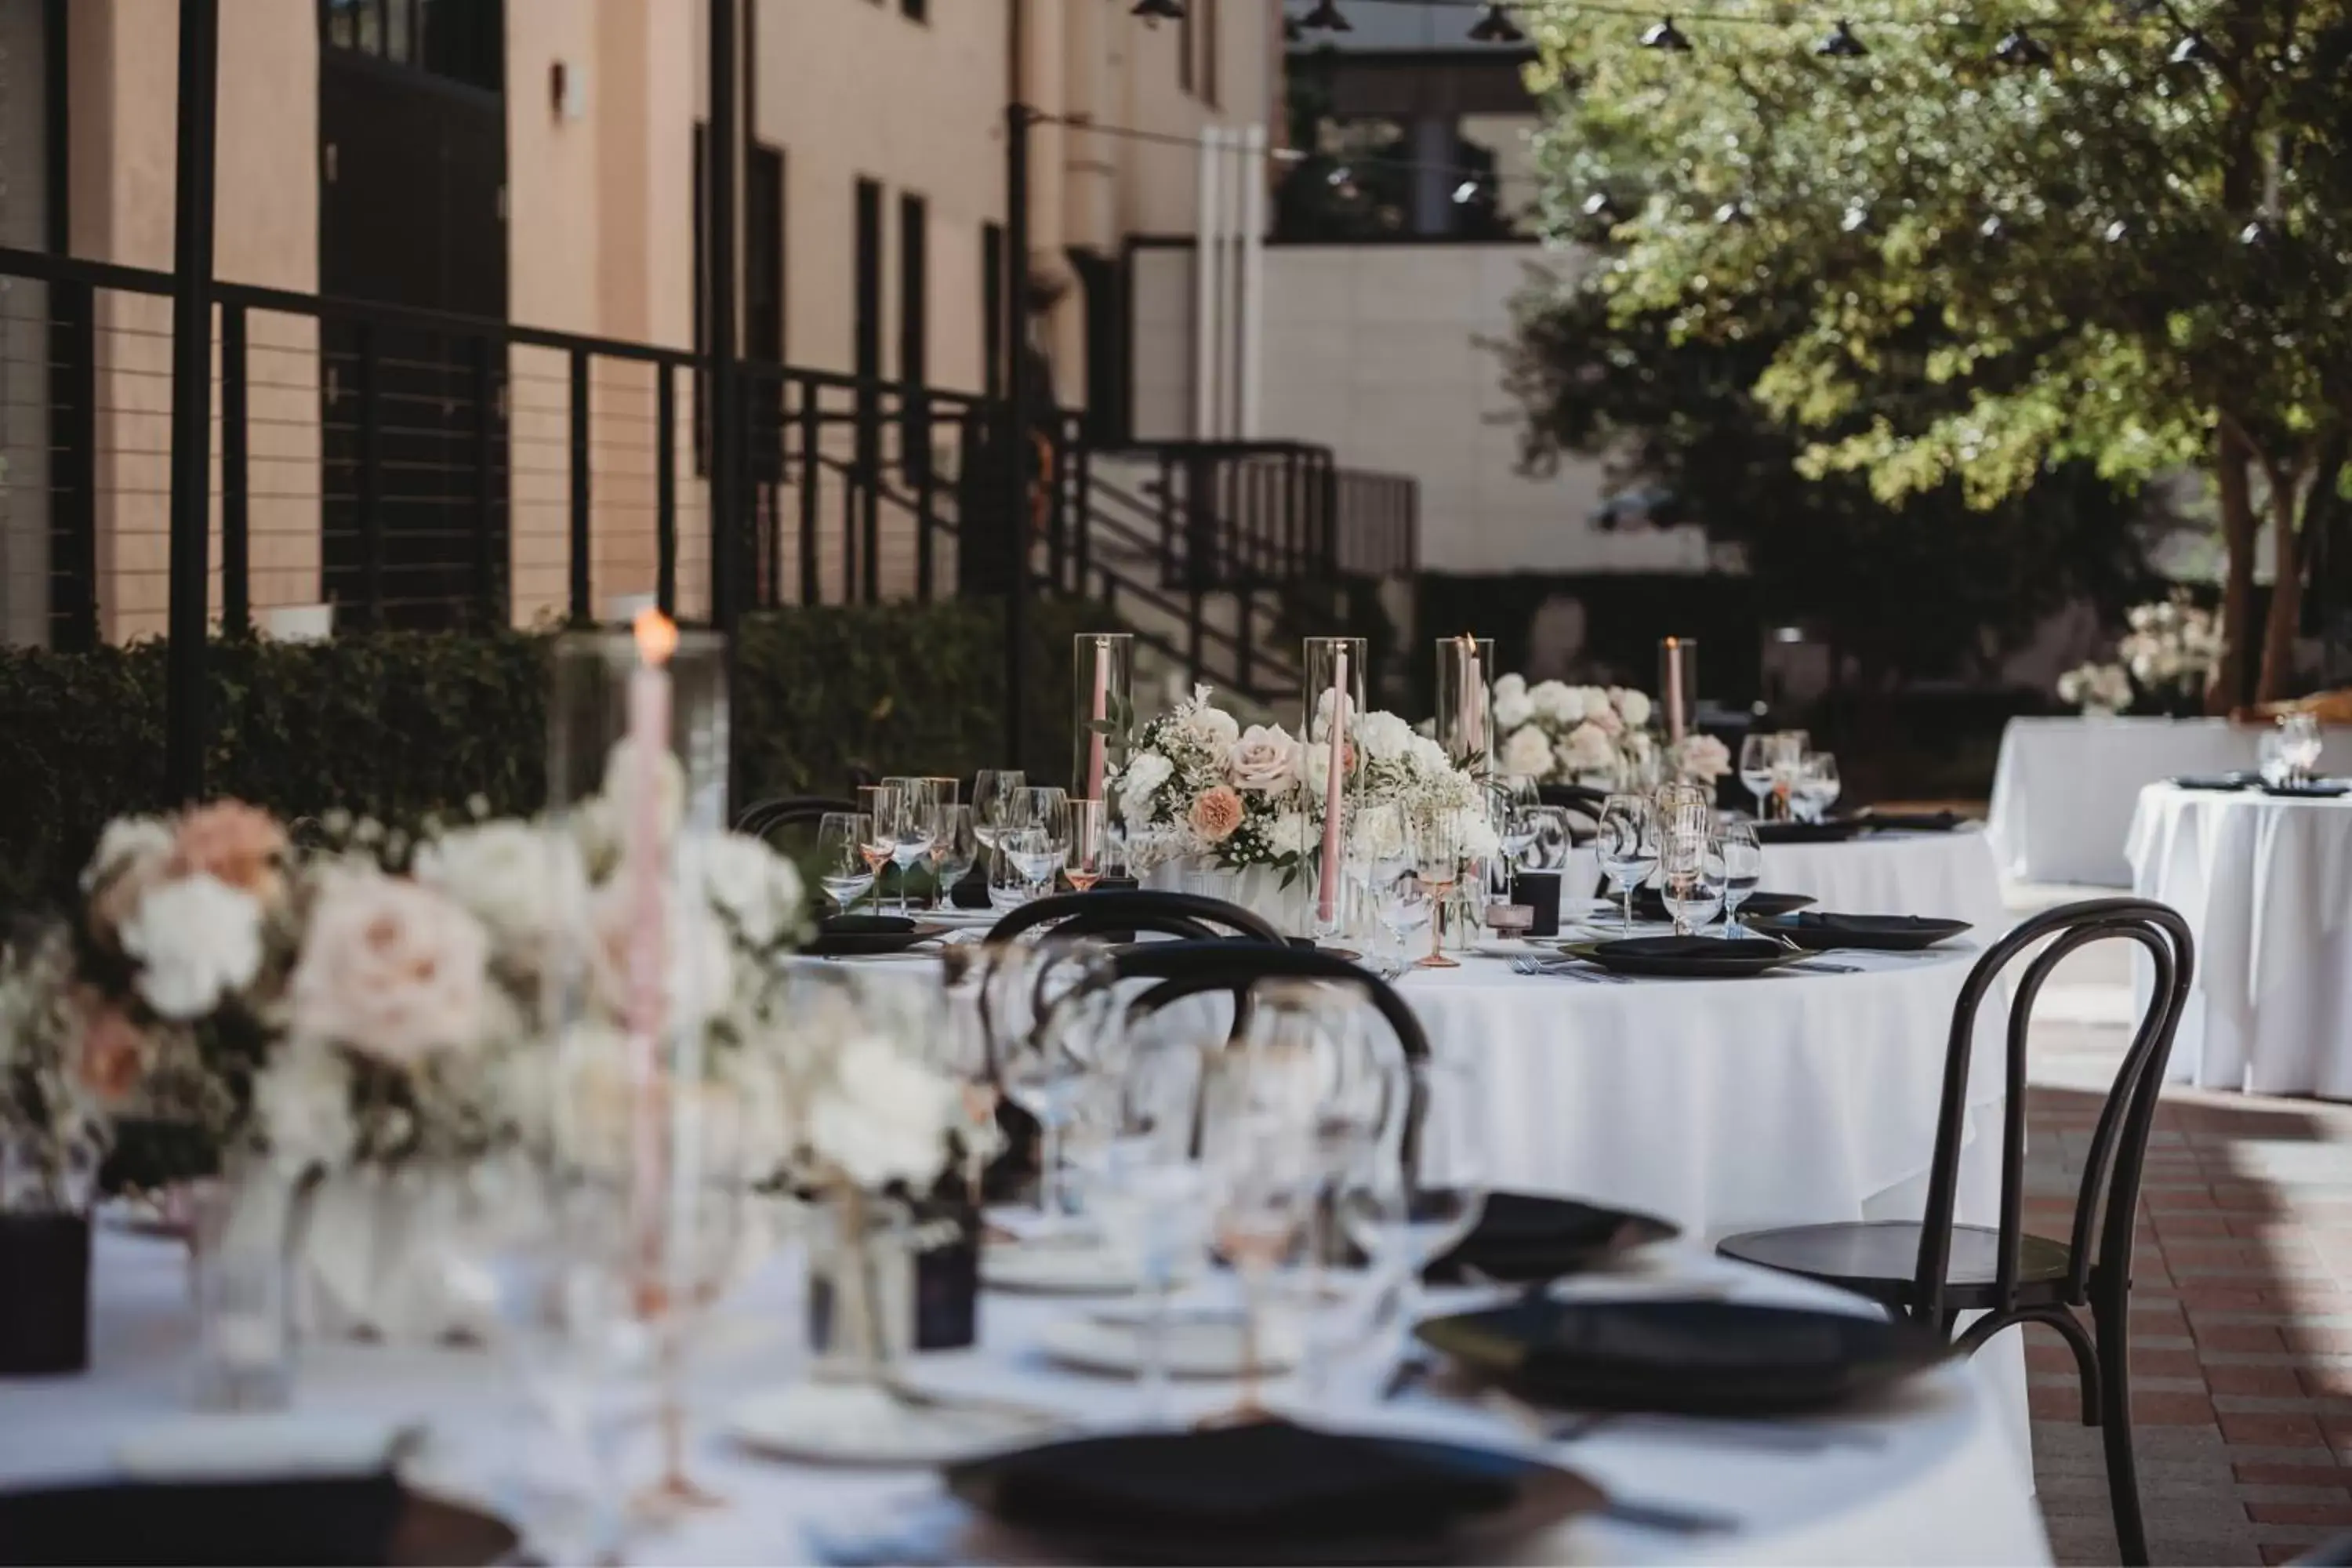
[
  {"left": 1317, "top": 650, "right": 1350, "bottom": 926},
  {"left": 1085, "top": 636, "right": 1110, "bottom": 802},
  {"left": 626, "top": 609, "right": 676, "bottom": 1298},
  {"left": 1664, "top": 637, "right": 1687, "bottom": 746}
]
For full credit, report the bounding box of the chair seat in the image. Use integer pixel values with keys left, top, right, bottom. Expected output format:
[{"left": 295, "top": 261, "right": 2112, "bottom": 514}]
[{"left": 1717, "top": 1220, "right": 2077, "bottom": 1312}]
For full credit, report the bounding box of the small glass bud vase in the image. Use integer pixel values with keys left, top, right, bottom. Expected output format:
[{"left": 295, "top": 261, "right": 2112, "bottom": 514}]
[
  {"left": 1436, "top": 636, "right": 1496, "bottom": 775},
  {"left": 1301, "top": 637, "right": 1368, "bottom": 942},
  {"left": 1071, "top": 633, "right": 1134, "bottom": 804}
]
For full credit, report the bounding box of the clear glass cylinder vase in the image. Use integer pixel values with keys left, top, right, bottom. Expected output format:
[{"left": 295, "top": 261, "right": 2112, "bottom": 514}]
[
  {"left": 1301, "top": 637, "right": 1368, "bottom": 941},
  {"left": 548, "top": 622, "right": 731, "bottom": 830},
  {"left": 1435, "top": 637, "right": 1496, "bottom": 775},
  {"left": 1070, "top": 632, "right": 1134, "bottom": 804}
]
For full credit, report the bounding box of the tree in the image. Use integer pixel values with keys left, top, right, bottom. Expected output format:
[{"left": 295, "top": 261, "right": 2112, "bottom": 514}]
[
  {"left": 1503, "top": 280, "right": 2158, "bottom": 684},
  {"left": 1519, "top": 1, "right": 2352, "bottom": 704}
]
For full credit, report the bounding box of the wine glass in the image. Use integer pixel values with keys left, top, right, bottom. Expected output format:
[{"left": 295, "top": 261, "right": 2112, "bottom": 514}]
[
  {"left": 1411, "top": 815, "right": 1466, "bottom": 970},
  {"left": 880, "top": 779, "right": 941, "bottom": 915},
  {"left": 1765, "top": 734, "right": 1805, "bottom": 822},
  {"left": 1492, "top": 775, "right": 1542, "bottom": 893},
  {"left": 930, "top": 804, "right": 978, "bottom": 903},
  {"left": 855, "top": 785, "right": 901, "bottom": 903},
  {"left": 1370, "top": 854, "right": 1431, "bottom": 980},
  {"left": 1666, "top": 833, "right": 1727, "bottom": 933},
  {"left": 815, "top": 811, "right": 877, "bottom": 912},
  {"left": 971, "top": 770, "right": 1025, "bottom": 851},
  {"left": 1719, "top": 820, "right": 1763, "bottom": 936},
  {"left": 1065, "top": 799, "right": 1109, "bottom": 893},
  {"left": 2281, "top": 713, "right": 2325, "bottom": 783},
  {"left": 1737, "top": 733, "right": 1774, "bottom": 820},
  {"left": 922, "top": 776, "right": 964, "bottom": 810},
  {"left": 1595, "top": 793, "right": 1660, "bottom": 935},
  {"left": 1795, "top": 753, "right": 1841, "bottom": 824},
  {"left": 986, "top": 942, "right": 1121, "bottom": 1228},
  {"left": 1337, "top": 1053, "right": 1488, "bottom": 1399}
]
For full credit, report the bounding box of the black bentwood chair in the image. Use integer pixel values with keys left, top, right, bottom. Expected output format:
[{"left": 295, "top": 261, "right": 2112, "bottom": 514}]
[
  {"left": 1536, "top": 782, "right": 1608, "bottom": 844},
  {"left": 1112, "top": 939, "right": 1430, "bottom": 1063},
  {"left": 986, "top": 889, "right": 1285, "bottom": 948},
  {"left": 1716, "top": 897, "right": 2194, "bottom": 1567},
  {"left": 734, "top": 795, "right": 858, "bottom": 843}
]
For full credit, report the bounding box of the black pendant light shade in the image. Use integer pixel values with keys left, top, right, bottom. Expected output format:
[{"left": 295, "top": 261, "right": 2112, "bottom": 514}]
[
  {"left": 1469, "top": 3, "right": 1526, "bottom": 44},
  {"left": 1641, "top": 14, "right": 1693, "bottom": 51},
  {"left": 1816, "top": 19, "right": 1868, "bottom": 58},
  {"left": 1300, "top": 0, "right": 1352, "bottom": 32},
  {"left": 1131, "top": 0, "right": 1186, "bottom": 18},
  {"left": 1994, "top": 25, "right": 2054, "bottom": 67}
]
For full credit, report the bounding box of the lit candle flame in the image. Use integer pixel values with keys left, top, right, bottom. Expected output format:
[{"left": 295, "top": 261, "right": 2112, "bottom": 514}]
[{"left": 633, "top": 608, "right": 678, "bottom": 667}]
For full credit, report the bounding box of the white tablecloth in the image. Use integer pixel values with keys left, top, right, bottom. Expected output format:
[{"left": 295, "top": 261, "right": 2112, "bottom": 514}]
[
  {"left": 1565, "top": 826, "right": 2010, "bottom": 945},
  {"left": 1988, "top": 717, "right": 2352, "bottom": 887},
  {"left": 0, "top": 1229, "right": 2050, "bottom": 1566},
  {"left": 2128, "top": 782, "right": 2352, "bottom": 1097}
]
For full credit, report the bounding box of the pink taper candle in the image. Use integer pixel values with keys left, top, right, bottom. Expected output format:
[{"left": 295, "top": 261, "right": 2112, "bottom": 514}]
[
  {"left": 1085, "top": 637, "right": 1110, "bottom": 801},
  {"left": 1317, "top": 650, "right": 1350, "bottom": 925},
  {"left": 625, "top": 609, "right": 676, "bottom": 1296},
  {"left": 1665, "top": 637, "right": 1686, "bottom": 746}
]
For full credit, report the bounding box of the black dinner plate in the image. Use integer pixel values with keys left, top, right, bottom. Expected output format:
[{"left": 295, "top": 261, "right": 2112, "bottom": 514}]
[
  {"left": 0, "top": 1475, "right": 517, "bottom": 1566},
  {"left": 1414, "top": 1295, "right": 1951, "bottom": 1417},
  {"left": 1568, "top": 935, "right": 1808, "bottom": 978},
  {"left": 1624, "top": 885, "right": 1814, "bottom": 924},
  {"left": 2259, "top": 779, "right": 2352, "bottom": 798},
  {"left": 1749, "top": 912, "right": 1973, "bottom": 952},
  {"left": 1751, "top": 818, "right": 1867, "bottom": 844},
  {"left": 2170, "top": 772, "right": 2257, "bottom": 792},
  {"left": 805, "top": 914, "right": 946, "bottom": 957},
  {"left": 945, "top": 1420, "right": 1602, "bottom": 1566},
  {"left": 1426, "top": 1192, "right": 1681, "bottom": 1285}
]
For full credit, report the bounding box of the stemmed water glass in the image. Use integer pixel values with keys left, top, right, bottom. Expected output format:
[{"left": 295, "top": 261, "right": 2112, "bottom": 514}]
[
  {"left": 987, "top": 942, "right": 1122, "bottom": 1228},
  {"left": 1065, "top": 799, "right": 1110, "bottom": 893},
  {"left": 1719, "top": 820, "right": 1762, "bottom": 936},
  {"left": 815, "top": 811, "right": 877, "bottom": 912},
  {"left": 1492, "top": 775, "right": 1542, "bottom": 894},
  {"left": 1595, "top": 793, "right": 1660, "bottom": 935},
  {"left": 1369, "top": 853, "right": 1431, "bottom": 979},
  {"left": 930, "top": 804, "right": 978, "bottom": 904},
  {"left": 971, "top": 770, "right": 1025, "bottom": 852},
  {"left": 988, "top": 830, "right": 1044, "bottom": 911},
  {"left": 1738, "top": 734, "right": 1774, "bottom": 821},
  {"left": 2281, "top": 713, "right": 2325, "bottom": 784},
  {"left": 880, "top": 779, "right": 941, "bottom": 914},
  {"left": 855, "top": 785, "right": 900, "bottom": 903},
  {"left": 1658, "top": 798, "right": 1715, "bottom": 936},
  {"left": 1766, "top": 735, "right": 1806, "bottom": 821}
]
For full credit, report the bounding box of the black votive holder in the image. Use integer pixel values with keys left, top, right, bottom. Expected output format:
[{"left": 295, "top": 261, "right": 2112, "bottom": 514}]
[
  {"left": 0, "top": 1210, "right": 92, "bottom": 1377},
  {"left": 1512, "top": 871, "right": 1564, "bottom": 937}
]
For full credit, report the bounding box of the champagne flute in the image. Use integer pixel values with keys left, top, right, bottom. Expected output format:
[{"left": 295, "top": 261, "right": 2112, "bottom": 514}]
[
  {"left": 1719, "top": 820, "right": 1762, "bottom": 937},
  {"left": 815, "top": 811, "right": 877, "bottom": 912},
  {"left": 971, "top": 770, "right": 1026, "bottom": 851},
  {"left": 1595, "top": 793, "right": 1660, "bottom": 935},
  {"left": 1065, "top": 799, "right": 1109, "bottom": 893}
]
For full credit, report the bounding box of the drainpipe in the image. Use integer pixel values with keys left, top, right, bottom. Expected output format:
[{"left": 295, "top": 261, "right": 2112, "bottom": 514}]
[
  {"left": 1237, "top": 123, "right": 1266, "bottom": 439},
  {"left": 1192, "top": 124, "right": 1221, "bottom": 439}
]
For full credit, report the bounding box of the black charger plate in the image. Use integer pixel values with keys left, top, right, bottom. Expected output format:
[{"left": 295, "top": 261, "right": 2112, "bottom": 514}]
[
  {"left": 1426, "top": 1192, "right": 1680, "bottom": 1285},
  {"left": 1415, "top": 1295, "right": 1950, "bottom": 1417},
  {"left": 946, "top": 1421, "right": 1602, "bottom": 1566},
  {"left": 1568, "top": 935, "right": 1808, "bottom": 978},
  {"left": 805, "top": 914, "right": 946, "bottom": 957},
  {"left": 0, "top": 1475, "right": 516, "bottom": 1566},
  {"left": 2260, "top": 779, "right": 2352, "bottom": 798},
  {"left": 1748, "top": 912, "right": 1973, "bottom": 952}
]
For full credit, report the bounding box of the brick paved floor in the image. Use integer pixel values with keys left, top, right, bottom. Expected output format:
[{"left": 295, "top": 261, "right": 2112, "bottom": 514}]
[{"left": 2025, "top": 942, "right": 2352, "bottom": 1566}]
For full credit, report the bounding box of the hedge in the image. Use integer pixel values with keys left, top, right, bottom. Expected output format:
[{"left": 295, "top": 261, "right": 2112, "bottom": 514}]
[{"left": 0, "top": 597, "right": 1106, "bottom": 908}]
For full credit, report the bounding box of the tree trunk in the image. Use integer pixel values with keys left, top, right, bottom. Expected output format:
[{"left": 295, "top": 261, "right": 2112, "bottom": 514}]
[
  {"left": 2257, "top": 471, "right": 2303, "bottom": 703},
  {"left": 2212, "top": 423, "right": 2259, "bottom": 713}
]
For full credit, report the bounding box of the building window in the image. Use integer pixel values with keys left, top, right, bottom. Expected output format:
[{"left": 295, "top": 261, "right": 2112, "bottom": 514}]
[
  {"left": 320, "top": 0, "right": 502, "bottom": 93},
  {"left": 982, "top": 221, "right": 1005, "bottom": 401},
  {"left": 898, "top": 194, "right": 927, "bottom": 390}
]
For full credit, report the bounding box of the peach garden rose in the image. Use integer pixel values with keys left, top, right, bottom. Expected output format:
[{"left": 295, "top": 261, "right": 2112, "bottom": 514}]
[
  {"left": 1187, "top": 786, "right": 1246, "bottom": 844},
  {"left": 289, "top": 867, "right": 491, "bottom": 1068}
]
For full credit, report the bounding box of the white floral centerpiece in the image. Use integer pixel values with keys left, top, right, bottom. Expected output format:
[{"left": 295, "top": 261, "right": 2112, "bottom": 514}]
[
  {"left": 1487, "top": 673, "right": 1728, "bottom": 789},
  {"left": 2058, "top": 593, "right": 2222, "bottom": 717}
]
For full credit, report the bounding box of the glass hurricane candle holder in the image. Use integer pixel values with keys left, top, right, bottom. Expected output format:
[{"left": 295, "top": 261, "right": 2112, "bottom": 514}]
[
  {"left": 1071, "top": 633, "right": 1134, "bottom": 804},
  {"left": 549, "top": 618, "right": 731, "bottom": 831},
  {"left": 1436, "top": 636, "right": 1496, "bottom": 775},
  {"left": 1302, "top": 637, "right": 1368, "bottom": 941}
]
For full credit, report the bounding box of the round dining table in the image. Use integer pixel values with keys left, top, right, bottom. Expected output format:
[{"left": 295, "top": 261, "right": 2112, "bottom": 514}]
[
  {"left": 0, "top": 1225, "right": 2051, "bottom": 1566},
  {"left": 2128, "top": 781, "right": 2352, "bottom": 1096}
]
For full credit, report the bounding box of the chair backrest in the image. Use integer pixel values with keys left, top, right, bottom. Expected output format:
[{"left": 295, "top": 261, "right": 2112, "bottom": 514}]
[
  {"left": 735, "top": 795, "right": 858, "bottom": 844},
  {"left": 1537, "top": 782, "right": 1606, "bottom": 844},
  {"left": 1111, "top": 939, "right": 1429, "bottom": 1063},
  {"left": 1911, "top": 896, "right": 2194, "bottom": 1322},
  {"left": 987, "top": 889, "right": 1285, "bottom": 947}
]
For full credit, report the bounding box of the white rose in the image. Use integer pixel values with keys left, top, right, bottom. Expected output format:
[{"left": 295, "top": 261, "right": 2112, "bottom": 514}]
[
  {"left": 1226, "top": 724, "right": 1301, "bottom": 794},
  {"left": 1493, "top": 689, "right": 1535, "bottom": 730},
  {"left": 587, "top": 874, "right": 735, "bottom": 1029},
  {"left": 1500, "top": 724, "right": 1555, "bottom": 781},
  {"left": 1616, "top": 688, "right": 1654, "bottom": 728},
  {"left": 804, "top": 1034, "right": 957, "bottom": 1190},
  {"left": 1405, "top": 733, "right": 1455, "bottom": 779},
  {"left": 684, "top": 829, "right": 805, "bottom": 949},
  {"left": 1118, "top": 750, "right": 1175, "bottom": 822},
  {"left": 1559, "top": 721, "right": 1618, "bottom": 775},
  {"left": 1270, "top": 812, "right": 1317, "bottom": 859},
  {"left": 252, "top": 1040, "right": 357, "bottom": 1173},
  {"left": 1529, "top": 681, "right": 1582, "bottom": 725},
  {"left": 1178, "top": 701, "right": 1240, "bottom": 752},
  {"left": 290, "top": 869, "right": 491, "bottom": 1065},
  {"left": 414, "top": 820, "right": 585, "bottom": 960},
  {"left": 1355, "top": 711, "right": 1416, "bottom": 762},
  {"left": 83, "top": 816, "right": 175, "bottom": 893},
  {"left": 120, "top": 873, "right": 265, "bottom": 1020}
]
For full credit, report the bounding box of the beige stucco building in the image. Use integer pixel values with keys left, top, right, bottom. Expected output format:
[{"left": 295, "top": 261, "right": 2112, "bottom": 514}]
[{"left": 0, "top": 0, "right": 1283, "bottom": 643}]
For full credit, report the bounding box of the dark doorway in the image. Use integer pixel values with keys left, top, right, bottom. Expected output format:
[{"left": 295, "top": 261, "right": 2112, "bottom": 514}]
[
  {"left": 1069, "top": 248, "right": 1127, "bottom": 448},
  {"left": 318, "top": 0, "right": 508, "bottom": 628}
]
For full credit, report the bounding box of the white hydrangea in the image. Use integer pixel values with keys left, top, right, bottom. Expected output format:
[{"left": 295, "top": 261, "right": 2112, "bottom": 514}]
[
  {"left": 1500, "top": 724, "right": 1555, "bottom": 781},
  {"left": 119, "top": 873, "right": 265, "bottom": 1020},
  {"left": 1528, "top": 681, "right": 1583, "bottom": 725},
  {"left": 1118, "top": 750, "right": 1175, "bottom": 824},
  {"left": 82, "top": 816, "right": 173, "bottom": 892},
  {"left": 684, "top": 829, "right": 804, "bottom": 949},
  {"left": 803, "top": 1033, "right": 959, "bottom": 1191},
  {"left": 1559, "top": 721, "right": 1619, "bottom": 775},
  {"left": 1355, "top": 710, "right": 1417, "bottom": 762},
  {"left": 414, "top": 819, "right": 584, "bottom": 959},
  {"left": 1615, "top": 688, "right": 1654, "bottom": 728}
]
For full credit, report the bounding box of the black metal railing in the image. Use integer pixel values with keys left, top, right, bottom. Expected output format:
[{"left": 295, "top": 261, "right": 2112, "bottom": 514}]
[{"left": 0, "top": 245, "right": 1414, "bottom": 696}]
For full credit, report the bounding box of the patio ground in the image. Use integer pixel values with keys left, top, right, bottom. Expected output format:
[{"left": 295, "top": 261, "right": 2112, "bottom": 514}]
[{"left": 2019, "top": 900, "right": 2352, "bottom": 1566}]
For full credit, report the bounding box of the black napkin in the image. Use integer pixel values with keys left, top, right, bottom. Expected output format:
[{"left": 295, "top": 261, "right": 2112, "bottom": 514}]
[
  {"left": 1858, "top": 808, "right": 1965, "bottom": 833},
  {"left": 2172, "top": 772, "right": 2256, "bottom": 791},
  {"left": 950, "top": 863, "right": 993, "bottom": 909},
  {"left": 1751, "top": 818, "right": 1866, "bottom": 844},
  {"left": 1780, "top": 911, "right": 1940, "bottom": 933},
  {"left": 818, "top": 913, "right": 916, "bottom": 935},
  {"left": 1428, "top": 1192, "right": 1679, "bottom": 1284},
  {"left": 0, "top": 1475, "right": 408, "bottom": 1566},
  {"left": 957, "top": 1422, "right": 1512, "bottom": 1544},
  {"left": 1597, "top": 934, "right": 1752, "bottom": 960},
  {"left": 2260, "top": 779, "right": 2352, "bottom": 798}
]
